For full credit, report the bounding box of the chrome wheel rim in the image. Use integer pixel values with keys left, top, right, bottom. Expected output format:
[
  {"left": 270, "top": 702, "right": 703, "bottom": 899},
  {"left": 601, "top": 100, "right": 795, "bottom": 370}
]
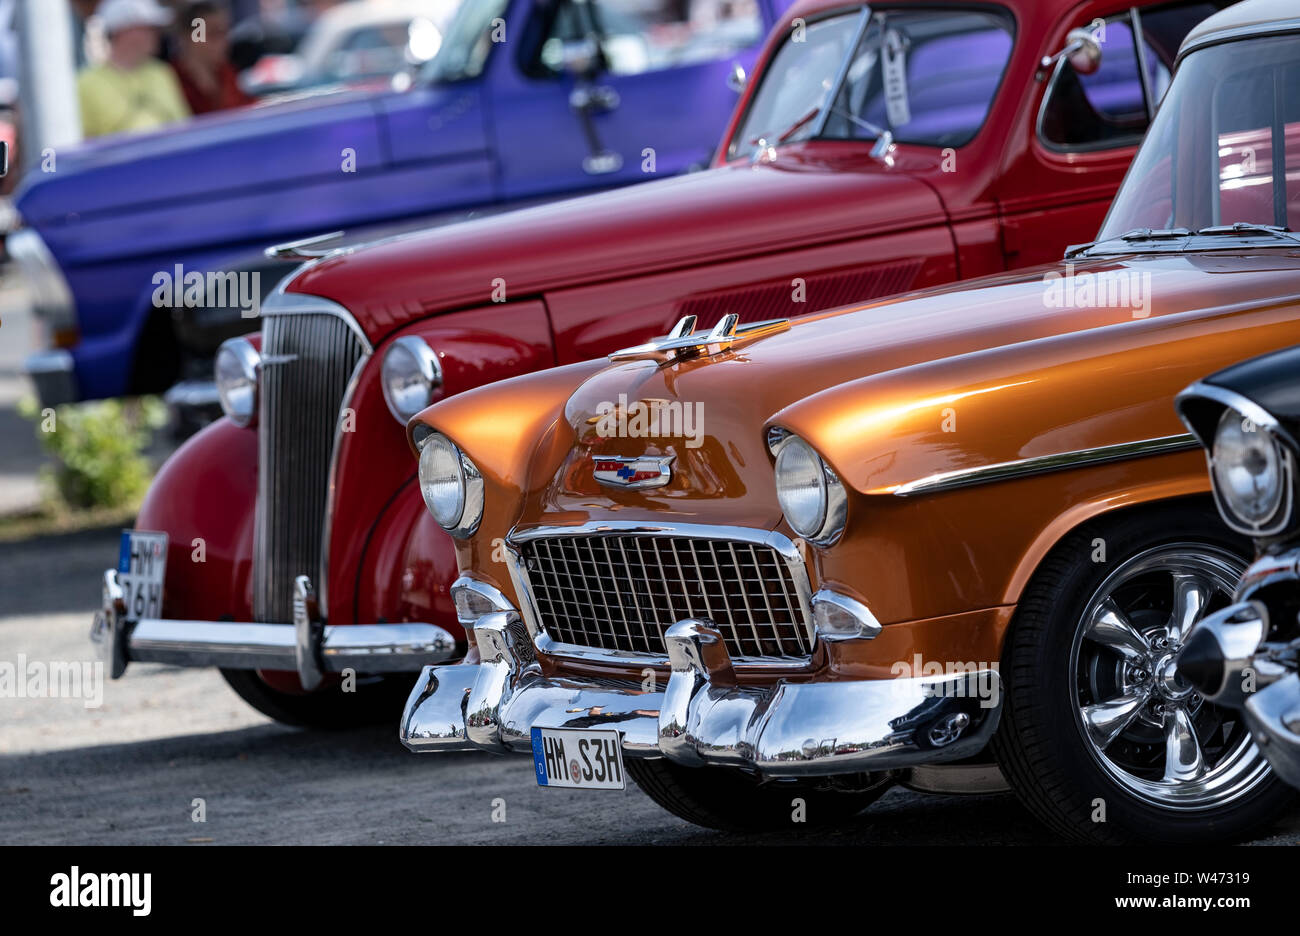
[{"left": 1069, "top": 542, "right": 1271, "bottom": 809}]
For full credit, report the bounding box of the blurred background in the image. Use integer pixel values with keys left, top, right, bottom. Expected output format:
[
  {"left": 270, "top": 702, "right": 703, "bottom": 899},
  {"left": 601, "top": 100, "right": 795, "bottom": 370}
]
[{"left": 0, "top": 0, "right": 769, "bottom": 536}]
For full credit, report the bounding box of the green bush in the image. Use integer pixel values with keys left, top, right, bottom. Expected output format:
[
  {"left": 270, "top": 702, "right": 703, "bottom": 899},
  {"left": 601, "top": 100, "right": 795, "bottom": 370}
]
[{"left": 17, "top": 397, "right": 167, "bottom": 511}]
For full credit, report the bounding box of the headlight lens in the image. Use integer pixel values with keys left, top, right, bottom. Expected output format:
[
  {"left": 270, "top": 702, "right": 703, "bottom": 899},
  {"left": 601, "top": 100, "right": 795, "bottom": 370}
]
[
  {"left": 775, "top": 435, "right": 828, "bottom": 538},
  {"left": 214, "top": 337, "right": 260, "bottom": 427},
  {"left": 418, "top": 432, "right": 483, "bottom": 537},
  {"left": 1212, "top": 408, "right": 1288, "bottom": 531},
  {"left": 382, "top": 336, "right": 442, "bottom": 423}
]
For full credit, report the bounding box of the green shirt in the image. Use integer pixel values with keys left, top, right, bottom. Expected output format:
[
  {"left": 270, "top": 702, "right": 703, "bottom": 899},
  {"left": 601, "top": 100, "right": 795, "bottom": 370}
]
[{"left": 78, "top": 60, "right": 190, "bottom": 139}]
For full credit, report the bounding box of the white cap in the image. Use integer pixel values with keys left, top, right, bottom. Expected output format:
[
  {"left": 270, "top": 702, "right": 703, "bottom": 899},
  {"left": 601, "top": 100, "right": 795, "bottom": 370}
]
[{"left": 97, "top": 0, "right": 175, "bottom": 35}]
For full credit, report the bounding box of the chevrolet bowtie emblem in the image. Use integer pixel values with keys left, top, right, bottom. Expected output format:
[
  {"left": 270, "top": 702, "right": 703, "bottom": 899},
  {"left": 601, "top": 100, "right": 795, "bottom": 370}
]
[
  {"left": 609, "top": 313, "right": 789, "bottom": 362},
  {"left": 592, "top": 454, "right": 674, "bottom": 490}
]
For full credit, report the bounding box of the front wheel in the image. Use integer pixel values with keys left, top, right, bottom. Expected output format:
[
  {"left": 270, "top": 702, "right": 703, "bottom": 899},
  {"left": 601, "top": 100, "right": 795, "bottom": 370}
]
[
  {"left": 992, "top": 505, "right": 1294, "bottom": 843},
  {"left": 627, "top": 758, "right": 891, "bottom": 832},
  {"left": 219, "top": 668, "right": 412, "bottom": 729}
]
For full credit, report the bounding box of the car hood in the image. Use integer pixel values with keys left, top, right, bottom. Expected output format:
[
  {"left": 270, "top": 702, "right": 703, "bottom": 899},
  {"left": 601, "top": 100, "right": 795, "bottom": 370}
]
[
  {"left": 289, "top": 142, "right": 949, "bottom": 341},
  {"left": 413, "top": 251, "right": 1300, "bottom": 530},
  {"left": 14, "top": 88, "right": 384, "bottom": 227}
]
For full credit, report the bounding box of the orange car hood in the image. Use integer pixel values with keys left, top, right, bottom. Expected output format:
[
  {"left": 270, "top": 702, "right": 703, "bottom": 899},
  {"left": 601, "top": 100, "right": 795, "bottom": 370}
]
[{"left": 531, "top": 252, "right": 1300, "bottom": 500}]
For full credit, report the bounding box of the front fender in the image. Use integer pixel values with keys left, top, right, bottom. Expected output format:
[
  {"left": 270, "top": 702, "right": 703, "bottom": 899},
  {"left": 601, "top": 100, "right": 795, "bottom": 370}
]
[{"left": 136, "top": 418, "right": 257, "bottom": 622}]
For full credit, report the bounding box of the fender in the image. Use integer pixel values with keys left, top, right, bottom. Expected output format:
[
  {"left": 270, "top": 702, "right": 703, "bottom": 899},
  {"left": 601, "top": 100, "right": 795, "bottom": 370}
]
[{"left": 136, "top": 417, "right": 257, "bottom": 623}]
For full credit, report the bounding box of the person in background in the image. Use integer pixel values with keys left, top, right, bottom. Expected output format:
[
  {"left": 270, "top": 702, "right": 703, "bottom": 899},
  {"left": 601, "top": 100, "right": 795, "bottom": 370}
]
[
  {"left": 170, "top": 1, "right": 253, "bottom": 114},
  {"left": 78, "top": 0, "right": 190, "bottom": 138}
]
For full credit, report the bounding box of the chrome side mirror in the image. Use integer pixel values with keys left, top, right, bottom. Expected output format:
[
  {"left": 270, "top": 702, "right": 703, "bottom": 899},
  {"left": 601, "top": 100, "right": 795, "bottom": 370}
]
[
  {"left": 726, "top": 62, "right": 746, "bottom": 94},
  {"left": 1041, "top": 26, "right": 1103, "bottom": 77}
]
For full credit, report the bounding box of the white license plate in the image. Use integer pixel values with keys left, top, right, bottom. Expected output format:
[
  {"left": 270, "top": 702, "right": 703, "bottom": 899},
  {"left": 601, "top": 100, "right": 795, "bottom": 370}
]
[
  {"left": 118, "top": 530, "right": 167, "bottom": 623},
  {"left": 531, "top": 727, "right": 625, "bottom": 790}
]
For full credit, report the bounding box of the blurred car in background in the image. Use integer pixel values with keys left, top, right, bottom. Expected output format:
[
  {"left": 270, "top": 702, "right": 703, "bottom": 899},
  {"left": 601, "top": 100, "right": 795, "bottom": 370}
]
[
  {"left": 239, "top": 0, "right": 460, "bottom": 97},
  {"left": 11, "top": 0, "right": 787, "bottom": 423}
]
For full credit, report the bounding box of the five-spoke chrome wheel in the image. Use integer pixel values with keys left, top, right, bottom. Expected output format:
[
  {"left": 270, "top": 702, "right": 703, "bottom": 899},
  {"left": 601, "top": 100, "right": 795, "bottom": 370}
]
[{"left": 1070, "top": 543, "right": 1271, "bottom": 808}]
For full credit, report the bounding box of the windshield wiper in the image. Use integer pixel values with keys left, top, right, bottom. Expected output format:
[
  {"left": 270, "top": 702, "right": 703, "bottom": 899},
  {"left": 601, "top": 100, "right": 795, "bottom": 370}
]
[
  {"left": 1065, "top": 228, "right": 1190, "bottom": 258},
  {"left": 1193, "top": 222, "right": 1300, "bottom": 245}
]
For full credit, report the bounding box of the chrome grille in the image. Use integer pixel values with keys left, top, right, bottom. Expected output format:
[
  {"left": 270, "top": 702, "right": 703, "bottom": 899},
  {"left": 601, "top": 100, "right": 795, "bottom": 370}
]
[
  {"left": 515, "top": 532, "right": 812, "bottom": 662},
  {"left": 253, "top": 305, "right": 368, "bottom": 623}
]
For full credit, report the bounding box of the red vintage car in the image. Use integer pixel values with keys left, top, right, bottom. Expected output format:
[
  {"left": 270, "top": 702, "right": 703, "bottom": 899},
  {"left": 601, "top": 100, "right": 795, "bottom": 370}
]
[{"left": 91, "top": 0, "right": 1234, "bottom": 725}]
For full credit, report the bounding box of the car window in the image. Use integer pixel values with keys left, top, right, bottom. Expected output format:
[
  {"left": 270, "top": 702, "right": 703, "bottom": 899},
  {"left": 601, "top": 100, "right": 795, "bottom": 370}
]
[
  {"left": 728, "top": 12, "right": 863, "bottom": 161},
  {"left": 1039, "top": 3, "right": 1232, "bottom": 152},
  {"left": 1099, "top": 34, "right": 1300, "bottom": 237},
  {"left": 538, "top": 0, "right": 764, "bottom": 77},
  {"left": 823, "top": 8, "right": 1014, "bottom": 149},
  {"left": 1214, "top": 64, "right": 1300, "bottom": 229}
]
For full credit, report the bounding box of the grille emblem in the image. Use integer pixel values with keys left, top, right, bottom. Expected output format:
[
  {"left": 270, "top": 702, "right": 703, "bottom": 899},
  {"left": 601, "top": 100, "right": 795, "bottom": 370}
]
[{"left": 592, "top": 454, "right": 674, "bottom": 490}]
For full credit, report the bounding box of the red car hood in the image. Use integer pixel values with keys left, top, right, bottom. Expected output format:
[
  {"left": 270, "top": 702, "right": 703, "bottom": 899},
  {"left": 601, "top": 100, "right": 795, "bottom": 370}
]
[{"left": 288, "top": 143, "right": 948, "bottom": 341}]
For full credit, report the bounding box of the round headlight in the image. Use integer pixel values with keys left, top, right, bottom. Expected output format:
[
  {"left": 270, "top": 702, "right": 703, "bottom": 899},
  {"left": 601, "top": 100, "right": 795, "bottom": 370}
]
[
  {"left": 1212, "top": 408, "right": 1288, "bottom": 532},
  {"left": 775, "top": 435, "right": 828, "bottom": 538},
  {"left": 382, "top": 336, "right": 442, "bottom": 424},
  {"left": 418, "top": 432, "right": 483, "bottom": 537},
  {"left": 214, "top": 337, "right": 259, "bottom": 427}
]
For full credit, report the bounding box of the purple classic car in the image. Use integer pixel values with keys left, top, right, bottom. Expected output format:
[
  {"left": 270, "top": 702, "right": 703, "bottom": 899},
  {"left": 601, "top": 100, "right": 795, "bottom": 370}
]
[{"left": 11, "top": 0, "right": 789, "bottom": 411}]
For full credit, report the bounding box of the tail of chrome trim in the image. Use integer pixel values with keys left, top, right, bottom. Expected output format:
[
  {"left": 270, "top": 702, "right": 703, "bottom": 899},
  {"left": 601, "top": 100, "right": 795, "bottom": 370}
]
[{"left": 889, "top": 434, "right": 1199, "bottom": 497}]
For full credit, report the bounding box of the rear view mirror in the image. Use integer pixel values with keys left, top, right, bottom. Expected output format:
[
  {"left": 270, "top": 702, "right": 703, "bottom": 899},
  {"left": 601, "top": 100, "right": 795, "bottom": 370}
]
[{"left": 1041, "top": 26, "right": 1103, "bottom": 78}]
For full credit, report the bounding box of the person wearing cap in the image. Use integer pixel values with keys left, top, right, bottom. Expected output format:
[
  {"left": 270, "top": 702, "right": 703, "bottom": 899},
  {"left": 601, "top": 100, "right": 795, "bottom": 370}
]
[{"left": 78, "top": 0, "right": 191, "bottom": 138}]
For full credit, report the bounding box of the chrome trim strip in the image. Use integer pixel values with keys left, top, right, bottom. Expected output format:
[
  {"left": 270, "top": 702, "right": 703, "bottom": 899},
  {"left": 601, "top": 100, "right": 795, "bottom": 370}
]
[
  {"left": 260, "top": 289, "right": 373, "bottom": 354},
  {"left": 890, "top": 434, "right": 1200, "bottom": 497},
  {"left": 1176, "top": 18, "right": 1300, "bottom": 68},
  {"left": 503, "top": 521, "right": 815, "bottom": 666},
  {"left": 1177, "top": 381, "right": 1284, "bottom": 442},
  {"left": 318, "top": 352, "right": 370, "bottom": 619}
]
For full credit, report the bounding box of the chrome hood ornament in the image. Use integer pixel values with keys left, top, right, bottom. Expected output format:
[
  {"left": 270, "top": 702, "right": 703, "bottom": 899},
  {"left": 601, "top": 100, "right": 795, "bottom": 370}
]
[
  {"left": 592, "top": 453, "right": 675, "bottom": 490},
  {"left": 610, "top": 314, "right": 789, "bottom": 362}
]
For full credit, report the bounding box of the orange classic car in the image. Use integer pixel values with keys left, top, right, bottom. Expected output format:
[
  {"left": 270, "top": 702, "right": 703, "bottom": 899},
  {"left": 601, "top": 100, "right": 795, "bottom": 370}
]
[{"left": 397, "top": 0, "right": 1300, "bottom": 842}]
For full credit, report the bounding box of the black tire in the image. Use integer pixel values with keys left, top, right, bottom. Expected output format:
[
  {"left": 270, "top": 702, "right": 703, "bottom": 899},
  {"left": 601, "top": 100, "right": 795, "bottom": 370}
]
[
  {"left": 219, "top": 668, "right": 412, "bottom": 729},
  {"left": 627, "top": 757, "right": 890, "bottom": 832},
  {"left": 991, "top": 502, "right": 1294, "bottom": 844}
]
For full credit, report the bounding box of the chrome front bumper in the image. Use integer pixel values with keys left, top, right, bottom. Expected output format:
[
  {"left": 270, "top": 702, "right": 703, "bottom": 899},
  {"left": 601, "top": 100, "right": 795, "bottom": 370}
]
[
  {"left": 400, "top": 612, "right": 1002, "bottom": 777},
  {"left": 91, "top": 569, "right": 459, "bottom": 690},
  {"left": 1177, "top": 548, "right": 1300, "bottom": 789}
]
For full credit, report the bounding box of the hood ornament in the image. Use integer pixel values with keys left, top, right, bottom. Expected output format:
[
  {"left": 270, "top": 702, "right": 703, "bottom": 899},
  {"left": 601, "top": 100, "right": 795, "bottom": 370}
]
[
  {"left": 610, "top": 314, "right": 789, "bottom": 362},
  {"left": 592, "top": 454, "right": 675, "bottom": 490}
]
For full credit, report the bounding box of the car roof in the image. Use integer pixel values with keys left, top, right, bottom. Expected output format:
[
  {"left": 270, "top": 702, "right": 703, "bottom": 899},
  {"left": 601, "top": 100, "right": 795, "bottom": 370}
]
[{"left": 1181, "top": 0, "right": 1300, "bottom": 56}]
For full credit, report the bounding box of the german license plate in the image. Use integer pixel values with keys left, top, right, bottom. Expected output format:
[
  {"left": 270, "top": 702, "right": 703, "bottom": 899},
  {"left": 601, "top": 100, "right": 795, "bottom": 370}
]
[
  {"left": 118, "top": 530, "right": 167, "bottom": 623},
  {"left": 531, "top": 727, "right": 625, "bottom": 790}
]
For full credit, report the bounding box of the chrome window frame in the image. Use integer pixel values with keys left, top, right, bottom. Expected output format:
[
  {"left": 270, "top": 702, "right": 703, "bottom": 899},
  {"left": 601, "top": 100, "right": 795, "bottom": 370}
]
[{"left": 503, "top": 521, "right": 816, "bottom": 667}]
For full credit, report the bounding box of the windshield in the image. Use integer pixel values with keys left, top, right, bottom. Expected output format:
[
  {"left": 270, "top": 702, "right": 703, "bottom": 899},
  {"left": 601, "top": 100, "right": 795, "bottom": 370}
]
[
  {"left": 1098, "top": 33, "right": 1300, "bottom": 241},
  {"left": 727, "top": 6, "right": 1014, "bottom": 161},
  {"left": 424, "top": 0, "right": 509, "bottom": 83}
]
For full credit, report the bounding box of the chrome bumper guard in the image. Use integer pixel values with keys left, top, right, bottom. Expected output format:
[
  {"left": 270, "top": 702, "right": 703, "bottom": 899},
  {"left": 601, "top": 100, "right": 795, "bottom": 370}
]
[
  {"left": 1176, "top": 548, "right": 1300, "bottom": 789},
  {"left": 91, "top": 569, "right": 458, "bottom": 691},
  {"left": 400, "top": 612, "right": 1002, "bottom": 776}
]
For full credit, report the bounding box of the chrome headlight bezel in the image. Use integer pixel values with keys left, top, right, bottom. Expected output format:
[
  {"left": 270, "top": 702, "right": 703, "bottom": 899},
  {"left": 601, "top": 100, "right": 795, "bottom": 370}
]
[
  {"left": 771, "top": 430, "right": 847, "bottom": 545},
  {"left": 381, "top": 335, "right": 443, "bottom": 424},
  {"left": 214, "top": 336, "right": 260, "bottom": 427},
  {"left": 417, "top": 431, "right": 484, "bottom": 538},
  {"left": 1209, "top": 407, "right": 1295, "bottom": 537}
]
